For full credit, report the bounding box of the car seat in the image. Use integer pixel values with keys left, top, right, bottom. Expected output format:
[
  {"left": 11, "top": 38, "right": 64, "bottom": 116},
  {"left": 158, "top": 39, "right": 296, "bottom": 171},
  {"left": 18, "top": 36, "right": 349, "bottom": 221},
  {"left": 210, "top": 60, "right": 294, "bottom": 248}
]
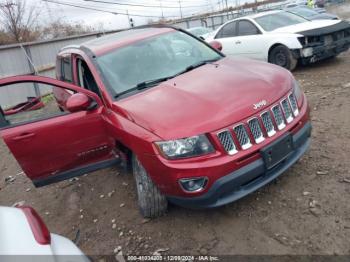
[{"left": 0, "top": 105, "right": 9, "bottom": 127}]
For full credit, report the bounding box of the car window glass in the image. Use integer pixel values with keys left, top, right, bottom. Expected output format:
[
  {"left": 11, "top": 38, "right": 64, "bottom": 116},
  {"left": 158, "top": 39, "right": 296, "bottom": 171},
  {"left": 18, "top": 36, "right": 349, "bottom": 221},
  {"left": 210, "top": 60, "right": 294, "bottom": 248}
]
[
  {"left": 0, "top": 82, "right": 73, "bottom": 127},
  {"left": 77, "top": 59, "right": 101, "bottom": 96},
  {"left": 97, "top": 30, "right": 222, "bottom": 96},
  {"left": 238, "top": 21, "right": 260, "bottom": 36},
  {"left": 255, "top": 11, "right": 308, "bottom": 31},
  {"left": 216, "top": 22, "right": 236, "bottom": 39},
  {"left": 61, "top": 56, "right": 73, "bottom": 83}
]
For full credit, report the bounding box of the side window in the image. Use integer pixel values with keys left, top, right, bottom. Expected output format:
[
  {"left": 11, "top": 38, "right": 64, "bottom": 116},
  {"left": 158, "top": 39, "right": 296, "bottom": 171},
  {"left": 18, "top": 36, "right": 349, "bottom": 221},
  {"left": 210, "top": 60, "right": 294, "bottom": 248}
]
[
  {"left": 237, "top": 21, "right": 260, "bottom": 36},
  {"left": 76, "top": 59, "right": 101, "bottom": 97},
  {"left": 0, "top": 82, "right": 73, "bottom": 127},
  {"left": 61, "top": 56, "right": 73, "bottom": 83},
  {"left": 215, "top": 22, "right": 237, "bottom": 39}
]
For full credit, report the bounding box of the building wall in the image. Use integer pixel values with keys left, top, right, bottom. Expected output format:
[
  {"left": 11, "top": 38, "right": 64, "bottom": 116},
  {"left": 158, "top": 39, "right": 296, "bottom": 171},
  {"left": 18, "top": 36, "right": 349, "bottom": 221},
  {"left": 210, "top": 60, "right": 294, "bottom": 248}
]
[{"left": 0, "top": 32, "right": 113, "bottom": 108}]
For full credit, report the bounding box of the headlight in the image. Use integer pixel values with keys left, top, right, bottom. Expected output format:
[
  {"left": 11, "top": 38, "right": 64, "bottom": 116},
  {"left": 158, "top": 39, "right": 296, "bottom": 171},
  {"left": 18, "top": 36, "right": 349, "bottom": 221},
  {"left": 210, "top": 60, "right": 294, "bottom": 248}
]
[
  {"left": 155, "top": 135, "right": 215, "bottom": 159},
  {"left": 301, "top": 47, "right": 313, "bottom": 57}
]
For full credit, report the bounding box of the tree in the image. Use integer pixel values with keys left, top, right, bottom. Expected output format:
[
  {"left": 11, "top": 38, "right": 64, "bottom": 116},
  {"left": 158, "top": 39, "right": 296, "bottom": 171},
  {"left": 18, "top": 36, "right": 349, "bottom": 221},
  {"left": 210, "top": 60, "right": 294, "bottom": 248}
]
[
  {"left": 0, "top": 0, "right": 40, "bottom": 42},
  {"left": 41, "top": 20, "right": 94, "bottom": 39}
]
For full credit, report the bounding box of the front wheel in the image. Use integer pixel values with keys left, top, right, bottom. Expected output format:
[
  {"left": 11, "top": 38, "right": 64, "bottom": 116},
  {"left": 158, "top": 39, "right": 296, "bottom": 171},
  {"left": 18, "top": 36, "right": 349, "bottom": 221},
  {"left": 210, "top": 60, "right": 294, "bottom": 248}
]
[
  {"left": 132, "top": 155, "right": 168, "bottom": 218},
  {"left": 269, "top": 45, "right": 298, "bottom": 71}
]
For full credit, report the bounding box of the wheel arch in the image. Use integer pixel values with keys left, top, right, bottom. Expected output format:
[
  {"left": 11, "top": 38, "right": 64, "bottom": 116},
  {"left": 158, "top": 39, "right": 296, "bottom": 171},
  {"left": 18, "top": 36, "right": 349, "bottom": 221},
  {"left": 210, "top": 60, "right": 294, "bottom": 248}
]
[{"left": 267, "top": 36, "right": 302, "bottom": 61}]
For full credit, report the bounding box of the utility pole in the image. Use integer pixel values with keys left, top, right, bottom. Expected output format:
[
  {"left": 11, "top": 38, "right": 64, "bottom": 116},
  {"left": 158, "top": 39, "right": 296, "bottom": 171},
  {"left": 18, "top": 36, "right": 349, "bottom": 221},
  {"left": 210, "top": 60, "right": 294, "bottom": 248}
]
[
  {"left": 178, "top": 0, "right": 183, "bottom": 19},
  {"left": 160, "top": 0, "right": 164, "bottom": 19},
  {"left": 126, "top": 10, "right": 134, "bottom": 28}
]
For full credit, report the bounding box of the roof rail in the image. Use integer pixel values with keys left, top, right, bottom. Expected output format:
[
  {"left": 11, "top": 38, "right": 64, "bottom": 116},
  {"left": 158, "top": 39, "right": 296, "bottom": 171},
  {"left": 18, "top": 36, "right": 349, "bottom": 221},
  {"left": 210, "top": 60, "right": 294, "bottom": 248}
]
[{"left": 59, "top": 44, "right": 80, "bottom": 52}]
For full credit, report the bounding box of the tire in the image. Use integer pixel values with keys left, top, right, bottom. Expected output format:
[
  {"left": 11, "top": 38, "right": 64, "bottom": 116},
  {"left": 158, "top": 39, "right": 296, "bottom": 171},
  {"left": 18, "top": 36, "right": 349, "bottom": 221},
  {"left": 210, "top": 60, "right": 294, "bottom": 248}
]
[
  {"left": 132, "top": 154, "right": 168, "bottom": 218},
  {"left": 269, "top": 45, "right": 298, "bottom": 71}
]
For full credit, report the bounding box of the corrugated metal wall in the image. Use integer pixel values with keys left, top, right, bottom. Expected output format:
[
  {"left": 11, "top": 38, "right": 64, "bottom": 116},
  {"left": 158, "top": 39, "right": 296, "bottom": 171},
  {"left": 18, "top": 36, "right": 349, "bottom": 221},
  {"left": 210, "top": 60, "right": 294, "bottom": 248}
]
[
  {"left": 0, "top": 32, "right": 111, "bottom": 107},
  {"left": 171, "top": 2, "right": 284, "bottom": 30}
]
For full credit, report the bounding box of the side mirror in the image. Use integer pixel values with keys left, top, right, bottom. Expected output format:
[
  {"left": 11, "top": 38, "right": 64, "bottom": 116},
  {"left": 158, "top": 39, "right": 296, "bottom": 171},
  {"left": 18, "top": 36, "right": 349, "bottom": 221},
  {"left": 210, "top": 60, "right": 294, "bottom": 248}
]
[
  {"left": 209, "top": 41, "right": 223, "bottom": 51},
  {"left": 66, "top": 93, "right": 93, "bottom": 113}
]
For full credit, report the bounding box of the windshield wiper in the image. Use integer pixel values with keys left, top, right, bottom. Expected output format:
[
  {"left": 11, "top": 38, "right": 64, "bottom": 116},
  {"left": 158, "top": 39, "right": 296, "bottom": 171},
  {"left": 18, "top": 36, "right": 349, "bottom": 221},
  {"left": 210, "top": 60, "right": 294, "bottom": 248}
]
[
  {"left": 115, "top": 76, "right": 174, "bottom": 98},
  {"left": 174, "top": 57, "right": 221, "bottom": 77}
]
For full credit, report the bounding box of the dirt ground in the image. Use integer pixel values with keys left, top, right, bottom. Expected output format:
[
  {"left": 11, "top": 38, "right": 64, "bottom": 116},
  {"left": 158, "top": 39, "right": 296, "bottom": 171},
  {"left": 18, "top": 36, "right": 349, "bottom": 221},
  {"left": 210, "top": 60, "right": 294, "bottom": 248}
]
[{"left": 1, "top": 5, "right": 350, "bottom": 257}]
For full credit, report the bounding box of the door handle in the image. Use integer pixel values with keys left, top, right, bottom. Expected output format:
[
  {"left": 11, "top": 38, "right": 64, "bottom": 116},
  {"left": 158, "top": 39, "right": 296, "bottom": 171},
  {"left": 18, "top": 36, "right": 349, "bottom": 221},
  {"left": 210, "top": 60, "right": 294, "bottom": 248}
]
[
  {"left": 12, "top": 133, "right": 35, "bottom": 141},
  {"left": 235, "top": 40, "right": 241, "bottom": 44}
]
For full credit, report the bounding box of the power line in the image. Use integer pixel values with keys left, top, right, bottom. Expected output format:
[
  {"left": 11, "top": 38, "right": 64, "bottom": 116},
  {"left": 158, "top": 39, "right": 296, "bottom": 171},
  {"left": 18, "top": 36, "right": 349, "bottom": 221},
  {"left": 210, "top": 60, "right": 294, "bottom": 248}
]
[
  {"left": 42, "top": 0, "right": 118, "bottom": 14},
  {"left": 83, "top": 0, "right": 210, "bottom": 8},
  {"left": 42, "top": 0, "right": 177, "bottom": 18}
]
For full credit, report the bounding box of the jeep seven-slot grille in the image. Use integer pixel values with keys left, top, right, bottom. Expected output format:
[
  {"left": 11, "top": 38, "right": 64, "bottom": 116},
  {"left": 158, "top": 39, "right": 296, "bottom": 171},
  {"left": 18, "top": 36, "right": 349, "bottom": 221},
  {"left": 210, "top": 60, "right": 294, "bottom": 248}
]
[{"left": 217, "top": 93, "right": 299, "bottom": 154}]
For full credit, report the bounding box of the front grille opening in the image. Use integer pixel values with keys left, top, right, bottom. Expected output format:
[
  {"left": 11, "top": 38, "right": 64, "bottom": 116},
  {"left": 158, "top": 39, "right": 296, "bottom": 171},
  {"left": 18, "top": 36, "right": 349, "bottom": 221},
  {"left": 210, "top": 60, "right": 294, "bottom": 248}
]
[
  {"left": 261, "top": 111, "right": 276, "bottom": 137},
  {"left": 233, "top": 124, "right": 252, "bottom": 150},
  {"left": 248, "top": 118, "right": 265, "bottom": 144},
  {"left": 217, "top": 130, "right": 237, "bottom": 155},
  {"left": 281, "top": 99, "right": 293, "bottom": 123},
  {"left": 272, "top": 105, "right": 286, "bottom": 130},
  {"left": 288, "top": 93, "right": 299, "bottom": 117}
]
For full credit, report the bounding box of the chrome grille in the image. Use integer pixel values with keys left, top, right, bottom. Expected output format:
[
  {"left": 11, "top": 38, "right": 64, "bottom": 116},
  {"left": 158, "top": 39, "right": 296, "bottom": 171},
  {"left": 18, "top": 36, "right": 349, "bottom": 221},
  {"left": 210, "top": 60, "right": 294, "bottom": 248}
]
[
  {"left": 272, "top": 105, "right": 286, "bottom": 130},
  {"left": 248, "top": 118, "right": 264, "bottom": 144},
  {"left": 281, "top": 99, "right": 293, "bottom": 123},
  {"left": 216, "top": 94, "right": 299, "bottom": 155},
  {"left": 288, "top": 93, "right": 299, "bottom": 116},
  {"left": 261, "top": 111, "right": 276, "bottom": 137},
  {"left": 217, "top": 130, "right": 237, "bottom": 155},
  {"left": 233, "top": 124, "right": 252, "bottom": 150}
]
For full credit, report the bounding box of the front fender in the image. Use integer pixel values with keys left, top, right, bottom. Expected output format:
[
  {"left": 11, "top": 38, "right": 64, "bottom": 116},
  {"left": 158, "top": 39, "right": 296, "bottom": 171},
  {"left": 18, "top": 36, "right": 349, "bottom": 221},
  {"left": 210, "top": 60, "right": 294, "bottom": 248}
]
[{"left": 265, "top": 34, "right": 304, "bottom": 60}]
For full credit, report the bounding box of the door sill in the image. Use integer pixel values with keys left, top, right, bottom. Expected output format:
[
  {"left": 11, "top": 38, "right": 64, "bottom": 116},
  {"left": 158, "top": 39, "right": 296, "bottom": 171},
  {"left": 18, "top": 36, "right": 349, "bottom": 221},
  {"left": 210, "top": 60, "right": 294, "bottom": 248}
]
[{"left": 33, "top": 158, "right": 120, "bottom": 187}]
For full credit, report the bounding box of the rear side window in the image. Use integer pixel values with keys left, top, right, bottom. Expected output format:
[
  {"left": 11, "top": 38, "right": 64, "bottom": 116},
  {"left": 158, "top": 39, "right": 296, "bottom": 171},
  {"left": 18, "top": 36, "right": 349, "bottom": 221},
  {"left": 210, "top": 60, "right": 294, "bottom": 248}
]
[
  {"left": 215, "top": 22, "right": 237, "bottom": 39},
  {"left": 61, "top": 56, "right": 73, "bottom": 83},
  {"left": 237, "top": 21, "right": 260, "bottom": 36}
]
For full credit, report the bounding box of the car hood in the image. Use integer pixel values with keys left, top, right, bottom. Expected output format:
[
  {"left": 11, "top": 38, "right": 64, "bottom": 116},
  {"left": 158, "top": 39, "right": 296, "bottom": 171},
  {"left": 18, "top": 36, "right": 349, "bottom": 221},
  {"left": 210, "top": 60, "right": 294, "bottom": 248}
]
[
  {"left": 270, "top": 20, "right": 341, "bottom": 34},
  {"left": 117, "top": 57, "right": 293, "bottom": 140}
]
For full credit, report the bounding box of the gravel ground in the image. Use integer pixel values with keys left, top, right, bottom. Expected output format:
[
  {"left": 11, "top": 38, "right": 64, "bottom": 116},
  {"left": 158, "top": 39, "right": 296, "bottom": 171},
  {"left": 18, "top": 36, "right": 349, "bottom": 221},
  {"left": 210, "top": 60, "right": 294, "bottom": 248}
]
[{"left": 1, "top": 5, "right": 350, "bottom": 257}]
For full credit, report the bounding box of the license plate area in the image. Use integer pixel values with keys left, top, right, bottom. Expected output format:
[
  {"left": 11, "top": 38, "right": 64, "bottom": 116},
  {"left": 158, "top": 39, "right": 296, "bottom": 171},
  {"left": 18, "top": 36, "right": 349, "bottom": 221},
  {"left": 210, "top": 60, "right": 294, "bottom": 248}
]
[{"left": 261, "top": 134, "right": 293, "bottom": 170}]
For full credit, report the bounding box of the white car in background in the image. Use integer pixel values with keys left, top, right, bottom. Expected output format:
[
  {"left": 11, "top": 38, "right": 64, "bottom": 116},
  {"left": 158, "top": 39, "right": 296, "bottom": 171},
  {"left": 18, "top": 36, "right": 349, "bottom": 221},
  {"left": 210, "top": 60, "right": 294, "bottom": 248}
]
[
  {"left": 206, "top": 10, "right": 350, "bottom": 70},
  {"left": 0, "top": 206, "right": 88, "bottom": 261}
]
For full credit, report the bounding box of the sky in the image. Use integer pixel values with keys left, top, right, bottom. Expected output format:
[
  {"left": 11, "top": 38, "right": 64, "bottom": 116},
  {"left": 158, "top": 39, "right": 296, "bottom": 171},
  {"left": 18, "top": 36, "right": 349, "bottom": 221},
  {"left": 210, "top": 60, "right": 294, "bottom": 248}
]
[{"left": 24, "top": 0, "right": 239, "bottom": 30}]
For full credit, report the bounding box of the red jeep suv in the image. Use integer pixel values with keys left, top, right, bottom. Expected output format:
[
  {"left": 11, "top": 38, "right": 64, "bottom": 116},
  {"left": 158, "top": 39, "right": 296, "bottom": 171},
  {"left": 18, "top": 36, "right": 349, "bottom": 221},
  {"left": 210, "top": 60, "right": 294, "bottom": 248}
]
[{"left": 0, "top": 26, "right": 311, "bottom": 218}]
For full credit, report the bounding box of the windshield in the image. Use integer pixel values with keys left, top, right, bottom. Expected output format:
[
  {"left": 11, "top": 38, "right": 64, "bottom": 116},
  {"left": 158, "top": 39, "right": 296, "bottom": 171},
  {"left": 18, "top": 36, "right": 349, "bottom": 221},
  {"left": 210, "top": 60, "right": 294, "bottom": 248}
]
[
  {"left": 97, "top": 30, "right": 222, "bottom": 97},
  {"left": 288, "top": 7, "right": 318, "bottom": 17},
  {"left": 254, "top": 11, "right": 308, "bottom": 31}
]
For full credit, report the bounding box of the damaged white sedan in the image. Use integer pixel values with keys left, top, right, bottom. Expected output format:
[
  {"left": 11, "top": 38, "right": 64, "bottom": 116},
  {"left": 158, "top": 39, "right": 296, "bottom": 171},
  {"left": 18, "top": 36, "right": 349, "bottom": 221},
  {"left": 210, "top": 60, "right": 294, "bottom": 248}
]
[{"left": 206, "top": 10, "right": 350, "bottom": 70}]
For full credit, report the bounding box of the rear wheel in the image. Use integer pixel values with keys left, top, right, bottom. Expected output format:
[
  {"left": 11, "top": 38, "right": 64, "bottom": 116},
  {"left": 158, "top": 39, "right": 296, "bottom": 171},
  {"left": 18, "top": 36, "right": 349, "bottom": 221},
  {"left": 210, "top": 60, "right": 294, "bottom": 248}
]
[
  {"left": 132, "top": 154, "right": 168, "bottom": 218},
  {"left": 269, "top": 45, "right": 298, "bottom": 71}
]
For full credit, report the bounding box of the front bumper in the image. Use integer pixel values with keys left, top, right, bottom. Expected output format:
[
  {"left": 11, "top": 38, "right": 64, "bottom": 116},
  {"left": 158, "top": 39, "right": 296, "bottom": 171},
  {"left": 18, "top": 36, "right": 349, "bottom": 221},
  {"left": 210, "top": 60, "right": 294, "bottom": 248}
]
[
  {"left": 301, "top": 37, "right": 350, "bottom": 64},
  {"left": 167, "top": 121, "right": 311, "bottom": 209}
]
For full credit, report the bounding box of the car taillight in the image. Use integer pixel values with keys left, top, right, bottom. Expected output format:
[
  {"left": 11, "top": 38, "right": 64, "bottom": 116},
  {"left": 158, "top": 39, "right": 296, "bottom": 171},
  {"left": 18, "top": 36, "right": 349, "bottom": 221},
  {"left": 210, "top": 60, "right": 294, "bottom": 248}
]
[{"left": 17, "top": 206, "right": 51, "bottom": 245}]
